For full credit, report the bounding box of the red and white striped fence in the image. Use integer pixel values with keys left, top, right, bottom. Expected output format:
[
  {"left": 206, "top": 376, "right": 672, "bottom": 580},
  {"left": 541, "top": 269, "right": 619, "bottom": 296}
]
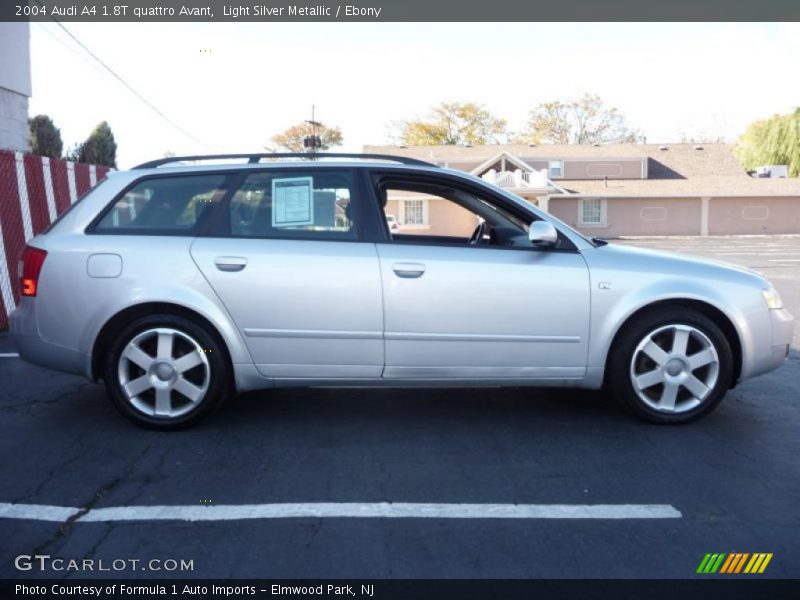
[{"left": 0, "top": 149, "right": 112, "bottom": 329}]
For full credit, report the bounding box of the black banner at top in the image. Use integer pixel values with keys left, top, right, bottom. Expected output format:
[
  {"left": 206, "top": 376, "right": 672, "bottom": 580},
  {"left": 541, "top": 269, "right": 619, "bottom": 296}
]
[{"left": 3, "top": 0, "right": 800, "bottom": 22}]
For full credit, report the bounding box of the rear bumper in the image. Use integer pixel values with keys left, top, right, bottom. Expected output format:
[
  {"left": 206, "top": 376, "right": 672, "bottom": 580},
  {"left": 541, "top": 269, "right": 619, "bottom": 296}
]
[{"left": 9, "top": 299, "right": 89, "bottom": 378}]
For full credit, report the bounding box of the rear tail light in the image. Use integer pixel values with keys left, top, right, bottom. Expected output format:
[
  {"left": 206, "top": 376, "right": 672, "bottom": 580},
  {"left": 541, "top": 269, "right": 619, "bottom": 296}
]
[{"left": 19, "top": 246, "right": 47, "bottom": 297}]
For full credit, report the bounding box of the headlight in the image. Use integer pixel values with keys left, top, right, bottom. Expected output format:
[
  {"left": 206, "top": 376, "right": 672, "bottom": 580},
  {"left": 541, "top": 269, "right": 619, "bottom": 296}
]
[{"left": 762, "top": 287, "right": 784, "bottom": 310}]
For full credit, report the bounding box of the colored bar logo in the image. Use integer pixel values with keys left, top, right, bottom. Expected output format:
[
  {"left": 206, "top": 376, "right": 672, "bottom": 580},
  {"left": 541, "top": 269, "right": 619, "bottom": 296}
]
[{"left": 697, "top": 553, "right": 773, "bottom": 574}]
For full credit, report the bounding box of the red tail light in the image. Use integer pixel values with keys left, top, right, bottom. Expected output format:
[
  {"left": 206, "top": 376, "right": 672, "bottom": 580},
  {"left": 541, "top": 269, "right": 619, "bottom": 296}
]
[{"left": 19, "top": 246, "right": 47, "bottom": 297}]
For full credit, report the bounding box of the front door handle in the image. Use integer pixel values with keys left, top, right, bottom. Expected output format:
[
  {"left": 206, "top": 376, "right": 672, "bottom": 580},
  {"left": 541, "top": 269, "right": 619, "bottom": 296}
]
[
  {"left": 214, "top": 256, "right": 248, "bottom": 272},
  {"left": 392, "top": 262, "right": 426, "bottom": 278}
]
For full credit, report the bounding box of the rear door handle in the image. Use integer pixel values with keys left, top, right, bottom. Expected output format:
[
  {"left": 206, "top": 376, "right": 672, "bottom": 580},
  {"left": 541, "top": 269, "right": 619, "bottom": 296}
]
[
  {"left": 392, "top": 262, "right": 426, "bottom": 278},
  {"left": 214, "top": 256, "right": 248, "bottom": 272}
]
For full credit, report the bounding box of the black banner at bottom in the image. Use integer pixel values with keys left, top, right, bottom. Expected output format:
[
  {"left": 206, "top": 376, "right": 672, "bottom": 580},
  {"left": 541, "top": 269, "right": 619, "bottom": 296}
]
[{"left": 3, "top": 579, "right": 800, "bottom": 600}]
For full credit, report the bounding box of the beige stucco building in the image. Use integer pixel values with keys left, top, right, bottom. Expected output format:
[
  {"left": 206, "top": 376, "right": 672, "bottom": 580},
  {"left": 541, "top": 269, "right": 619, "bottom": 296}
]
[{"left": 365, "top": 143, "right": 800, "bottom": 238}]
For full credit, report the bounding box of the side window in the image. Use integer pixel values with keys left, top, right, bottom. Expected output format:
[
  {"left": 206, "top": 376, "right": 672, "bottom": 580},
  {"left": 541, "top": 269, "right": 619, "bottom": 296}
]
[
  {"left": 386, "top": 190, "right": 477, "bottom": 237},
  {"left": 228, "top": 171, "right": 356, "bottom": 240},
  {"left": 95, "top": 175, "right": 226, "bottom": 233},
  {"left": 381, "top": 181, "right": 531, "bottom": 246}
]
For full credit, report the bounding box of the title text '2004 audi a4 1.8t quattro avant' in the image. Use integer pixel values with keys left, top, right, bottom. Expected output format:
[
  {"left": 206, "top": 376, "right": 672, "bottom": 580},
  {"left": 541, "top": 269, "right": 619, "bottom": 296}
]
[{"left": 10, "top": 153, "right": 795, "bottom": 429}]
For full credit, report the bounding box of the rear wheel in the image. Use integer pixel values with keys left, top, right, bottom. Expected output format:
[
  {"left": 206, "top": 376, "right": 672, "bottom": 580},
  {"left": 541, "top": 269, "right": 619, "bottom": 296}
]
[
  {"left": 103, "top": 314, "right": 231, "bottom": 430},
  {"left": 608, "top": 308, "right": 734, "bottom": 424}
]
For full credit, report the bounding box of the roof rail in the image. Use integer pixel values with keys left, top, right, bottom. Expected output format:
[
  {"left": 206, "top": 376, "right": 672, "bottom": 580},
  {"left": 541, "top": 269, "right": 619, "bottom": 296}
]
[{"left": 133, "top": 152, "right": 436, "bottom": 169}]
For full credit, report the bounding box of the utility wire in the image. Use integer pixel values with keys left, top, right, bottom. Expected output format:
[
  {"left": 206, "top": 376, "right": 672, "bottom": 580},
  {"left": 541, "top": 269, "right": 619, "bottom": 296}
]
[
  {"left": 32, "top": 4, "right": 215, "bottom": 151},
  {"left": 34, "top": 22, "right": 110, "bottom": 80}
]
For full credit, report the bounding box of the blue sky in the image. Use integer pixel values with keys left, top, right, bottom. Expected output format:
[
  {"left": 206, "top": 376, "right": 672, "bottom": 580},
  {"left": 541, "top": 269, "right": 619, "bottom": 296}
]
[{"left": 28, "top": 22, "right": 800, "bottom": 167}]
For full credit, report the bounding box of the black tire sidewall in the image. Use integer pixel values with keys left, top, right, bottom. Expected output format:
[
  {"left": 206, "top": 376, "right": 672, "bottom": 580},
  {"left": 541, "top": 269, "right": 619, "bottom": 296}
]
[
  {"left": 103, "top": 314, "right": 230, "bottom": 430},
  {"left": 609, "top": 309, "right": 734, "bottom": 424}
]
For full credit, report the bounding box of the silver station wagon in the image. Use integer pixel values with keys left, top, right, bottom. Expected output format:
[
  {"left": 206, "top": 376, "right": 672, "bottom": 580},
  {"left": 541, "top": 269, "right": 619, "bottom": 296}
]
[{"left": 10, "top": 153, "right": 794, "bottom": 429}]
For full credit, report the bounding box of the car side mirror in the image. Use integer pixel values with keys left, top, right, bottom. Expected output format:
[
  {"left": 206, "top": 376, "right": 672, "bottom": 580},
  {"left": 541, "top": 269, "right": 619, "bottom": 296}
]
[{"left": 528, "top": 221, "right": 558, "bottom": 248}]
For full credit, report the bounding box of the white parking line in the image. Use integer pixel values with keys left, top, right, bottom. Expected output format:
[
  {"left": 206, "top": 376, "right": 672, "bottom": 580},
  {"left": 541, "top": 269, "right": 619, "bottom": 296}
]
[
  {"left": 0, "top": 502, "right": 681, "bottom": 523},
  {"left": 0, "top": 353, "right": 19, "bottom": 358},
  {"left": 0, "top": 503, "right": 79, "bottom": 522}
]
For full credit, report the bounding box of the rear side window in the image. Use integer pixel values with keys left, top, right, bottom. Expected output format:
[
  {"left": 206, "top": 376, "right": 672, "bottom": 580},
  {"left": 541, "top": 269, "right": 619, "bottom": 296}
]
[
  {"left": 227, "top": 171, "right": 356, "bottom": 240},
  {"left": 94, "top": 175, "right": 227, "bottom": 233}
]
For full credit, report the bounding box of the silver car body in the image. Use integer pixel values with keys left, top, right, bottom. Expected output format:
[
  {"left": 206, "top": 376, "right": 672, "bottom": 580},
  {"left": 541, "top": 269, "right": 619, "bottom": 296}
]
[{"left": 10, "top": 161, "right": 794, "bottom": 393}]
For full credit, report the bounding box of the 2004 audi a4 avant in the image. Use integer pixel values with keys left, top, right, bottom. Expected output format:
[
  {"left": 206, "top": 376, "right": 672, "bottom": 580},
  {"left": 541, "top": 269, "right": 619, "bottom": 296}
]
[{"left": 10, "top": 153, "right": 794, "bottom": 429}]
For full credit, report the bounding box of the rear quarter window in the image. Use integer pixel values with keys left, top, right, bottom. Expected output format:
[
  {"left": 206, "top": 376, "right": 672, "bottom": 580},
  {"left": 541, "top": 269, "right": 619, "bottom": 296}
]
[{"left": 93, "top": 174, "right": 227, "bottom": 234}]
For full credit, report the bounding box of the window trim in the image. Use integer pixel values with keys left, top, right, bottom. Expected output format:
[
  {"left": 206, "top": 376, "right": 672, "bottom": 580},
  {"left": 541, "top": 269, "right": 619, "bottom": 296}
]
[
  {"left": 548, "top": 160, "right": 564, "bottom": 179},
  {"left": 578, "top": 197, "right": 608, "bottom": 227}
]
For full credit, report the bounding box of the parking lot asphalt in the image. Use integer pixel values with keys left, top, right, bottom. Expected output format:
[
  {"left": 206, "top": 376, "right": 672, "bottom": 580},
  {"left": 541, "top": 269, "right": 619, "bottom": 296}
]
[{"left": 0, "top": 236, "right": 798, "bottom": 580}]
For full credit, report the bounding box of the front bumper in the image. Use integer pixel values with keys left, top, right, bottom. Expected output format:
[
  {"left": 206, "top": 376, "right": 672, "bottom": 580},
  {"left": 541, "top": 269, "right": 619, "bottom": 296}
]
[
  {"left": 766, "top": 307, "right": 795, "bottom": 369},
  {"left": 9, "top": 299, "right": 89, "bottom": 378}
]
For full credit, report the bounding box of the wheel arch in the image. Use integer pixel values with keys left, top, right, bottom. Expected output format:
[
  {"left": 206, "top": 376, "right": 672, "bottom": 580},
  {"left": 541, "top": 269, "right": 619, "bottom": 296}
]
[
  {"left": 91, "top": 302, "right": 234, "bottom": 381},
  {"left": 602, "top": 298, "right": 743, "bottom": 388}
]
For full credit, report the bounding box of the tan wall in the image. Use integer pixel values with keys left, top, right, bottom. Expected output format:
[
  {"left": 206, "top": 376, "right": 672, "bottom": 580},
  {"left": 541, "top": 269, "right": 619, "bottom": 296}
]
[
  {"left": 385, "top": 199, "right": 401, "bottom": 221},
  {"left": 550, "top": 197, "right": 703, "bottom": 237},
  {"left": 526, "top": 160, "right": 549, "bottom": 172},
  {"left": 428, "top": 199, "right": 478, "bottom": 236},
  {"left": 438, "top": 157, "right": 645, "bottom": 180},
  {"left": 708, "top": 196, "right": 800, "bottom": 235},
  {"left": 518, "top": 158, "right": 644, "bottom": 180},
  {"left": 562, "top": 159, "right": 644, "bottom": 180},
  {"left": 547, "top": 198, "right": 581, "bottom": 229}
]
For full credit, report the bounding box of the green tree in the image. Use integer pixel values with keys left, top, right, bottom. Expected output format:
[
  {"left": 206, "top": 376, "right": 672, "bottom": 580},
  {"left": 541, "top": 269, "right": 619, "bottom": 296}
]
[
  {"left": 28, "top": 115, "right": 63, "bottom": 159},
  {"left": 394, "top": 102, "right": 507, "bottom": 146},
  {"left": 76, "top": 121, "right": 117, "bottom": 167},
  {"left": 271, "top": 122, "right": 343, "bottom": 152},
  {"left": 518, "top": 93, "right": 638, "bottom": 145},
  {"left": 735, "top": 109, "right": 800, "bottom": 177}
]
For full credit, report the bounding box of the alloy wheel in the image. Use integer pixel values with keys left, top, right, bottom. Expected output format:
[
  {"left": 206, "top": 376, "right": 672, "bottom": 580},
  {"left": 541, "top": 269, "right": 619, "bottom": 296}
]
[
  {"left": 629, "top": 324, "right": 720, "bottom": 414},
  {"left": 117, "top": 327, "right": 210, "bottom": 418}
]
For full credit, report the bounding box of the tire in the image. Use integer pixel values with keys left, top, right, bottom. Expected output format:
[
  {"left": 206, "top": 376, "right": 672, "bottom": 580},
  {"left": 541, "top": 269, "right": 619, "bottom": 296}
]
[
  {"left": 103, "top": 314, "right": 231, "bottom": 430},
  {"left": 608, "top": 308, "right": 734, "bottom": 424}
]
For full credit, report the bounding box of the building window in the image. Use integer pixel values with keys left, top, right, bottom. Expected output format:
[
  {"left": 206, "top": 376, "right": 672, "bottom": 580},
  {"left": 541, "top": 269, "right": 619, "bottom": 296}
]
[
  {"left": 548, "top": 160, "right": 563, "bottom": 178},
  {"left": 579, "top": 198, "right": 606, "bottom": 226},
  {"left": 403, "top": 199, "right": 426, "bottom": 225}
]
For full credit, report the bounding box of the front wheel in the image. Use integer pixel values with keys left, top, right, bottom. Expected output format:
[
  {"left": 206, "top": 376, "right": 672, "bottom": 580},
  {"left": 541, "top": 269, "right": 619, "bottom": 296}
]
[
  {"left": 608, "top": 309, "right": 734, "bottom": 424},
  {"left": 103, "top": 314, "right": 231, "bottom": 430}
]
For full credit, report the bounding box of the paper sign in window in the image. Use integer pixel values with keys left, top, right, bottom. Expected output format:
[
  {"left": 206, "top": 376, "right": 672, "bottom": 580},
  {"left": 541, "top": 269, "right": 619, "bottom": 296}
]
[
  {"left": 313, "top": 191, "right": 337, "bottom": 227},
  {"left": 272, "top": 177, "right": 314, "bottom": 228}
]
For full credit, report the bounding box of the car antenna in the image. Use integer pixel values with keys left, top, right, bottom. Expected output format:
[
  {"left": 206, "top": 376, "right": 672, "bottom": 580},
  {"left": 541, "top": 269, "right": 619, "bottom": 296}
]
[{"left": 303, "top": 104, "right": 322, "bottom": 160}]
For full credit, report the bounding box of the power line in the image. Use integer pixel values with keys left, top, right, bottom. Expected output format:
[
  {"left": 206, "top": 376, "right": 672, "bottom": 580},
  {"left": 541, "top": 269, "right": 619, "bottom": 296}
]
[
  {"left": 33, "top": 22, "right": 117, "bottom": 85},
  {"left": 32, "top": 4, "right": 215, "bottom": 151}
]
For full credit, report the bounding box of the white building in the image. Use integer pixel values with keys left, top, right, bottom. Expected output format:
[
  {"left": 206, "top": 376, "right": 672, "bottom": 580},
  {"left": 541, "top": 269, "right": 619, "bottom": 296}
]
[{"left": 0, "top": 23, "right": 31, "bottom": 151}]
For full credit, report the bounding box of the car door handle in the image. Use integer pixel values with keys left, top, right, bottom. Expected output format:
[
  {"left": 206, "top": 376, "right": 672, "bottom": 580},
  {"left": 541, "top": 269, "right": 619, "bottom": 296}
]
[
  {"left": 214, "top": 256, "right": 248, "bottom": 272},
  {"left": 392, "top": 262, "right": 426, "bottom": 278}
]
